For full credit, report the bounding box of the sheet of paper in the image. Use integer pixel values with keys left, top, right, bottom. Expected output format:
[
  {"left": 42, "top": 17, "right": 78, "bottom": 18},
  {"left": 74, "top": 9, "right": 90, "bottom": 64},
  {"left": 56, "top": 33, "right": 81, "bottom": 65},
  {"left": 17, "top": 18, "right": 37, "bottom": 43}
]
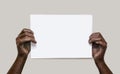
[{"left": 30, "top": 14, "right": 92, "bottom": 58}]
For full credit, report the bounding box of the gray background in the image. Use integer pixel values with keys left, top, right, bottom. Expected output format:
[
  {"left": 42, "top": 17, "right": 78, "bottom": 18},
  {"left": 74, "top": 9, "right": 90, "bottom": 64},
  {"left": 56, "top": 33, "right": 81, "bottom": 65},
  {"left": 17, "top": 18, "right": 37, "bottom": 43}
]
[{"left": 0, "top": 0, "right": 119, "bottom": 74}]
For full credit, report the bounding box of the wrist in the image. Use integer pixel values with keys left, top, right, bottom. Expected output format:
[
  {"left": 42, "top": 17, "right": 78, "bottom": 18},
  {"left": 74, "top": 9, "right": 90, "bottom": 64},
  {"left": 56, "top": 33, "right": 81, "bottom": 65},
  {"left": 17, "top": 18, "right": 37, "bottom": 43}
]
[
  {"left": 17, "top": 54, "right": 28, "bottom": 58},
  {"left": 94, "top": 59, "right": 105, "bottom": 64}
]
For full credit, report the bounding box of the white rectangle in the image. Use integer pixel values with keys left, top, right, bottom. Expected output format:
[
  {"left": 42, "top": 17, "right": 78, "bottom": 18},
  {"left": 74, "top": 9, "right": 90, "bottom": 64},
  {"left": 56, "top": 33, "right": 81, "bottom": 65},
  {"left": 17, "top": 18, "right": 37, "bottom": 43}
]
[{"left": 30, "top": 14, "right": 92, "bottom": 58}]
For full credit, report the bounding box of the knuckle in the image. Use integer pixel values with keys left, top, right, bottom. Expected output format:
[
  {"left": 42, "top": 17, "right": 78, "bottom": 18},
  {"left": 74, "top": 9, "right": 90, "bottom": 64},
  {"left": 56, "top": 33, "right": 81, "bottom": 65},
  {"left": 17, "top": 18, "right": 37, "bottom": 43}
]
[
  {"left": 22, "top": 28, "right": 26, "bottom": 32},
  {"left": 93, "top": 32, "right": 101, "bottom": 36},
  {"left": 96, "top": 32, "right": 101, "bottom": 34},
  {"left": 16, "top": 36, "right": 19, "bottom": 41},
  {"left": 22, "top": 28, "right": 34, "bottom": 34},
  {"left": 105, "top": 41, "right": 107, "bottom": 45},
  {"left": 95, "top": 32, "right": 100, "bottom": 34},
  {"left": 89, "top": 35, "right": 92, "bottom": 38},
  {"left": 98, "top": 38, "right": 102, "bottom": 40},
  {"left": 22, "top": 28, "right": 29, "bottom": 32},
  {"left": 24, "top": 32, "right": 28, "bottom": 36},
  {"left": 24, "top": 35, "right": 29, "bottom": 39}
]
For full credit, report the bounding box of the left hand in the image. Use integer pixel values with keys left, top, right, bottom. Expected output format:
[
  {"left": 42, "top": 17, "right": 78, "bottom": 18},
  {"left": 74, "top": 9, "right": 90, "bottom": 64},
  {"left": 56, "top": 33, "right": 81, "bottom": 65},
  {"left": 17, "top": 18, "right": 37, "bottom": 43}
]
[{"left": 16, "top": 28, "right": 36, "bottom": 57}]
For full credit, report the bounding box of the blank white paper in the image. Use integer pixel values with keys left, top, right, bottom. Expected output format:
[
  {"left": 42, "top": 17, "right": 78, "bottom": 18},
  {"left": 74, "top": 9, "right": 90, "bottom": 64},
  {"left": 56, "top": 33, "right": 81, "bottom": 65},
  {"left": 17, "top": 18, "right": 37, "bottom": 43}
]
[{"left": 30, "top": 14, "right": 92, "bottom": 58}]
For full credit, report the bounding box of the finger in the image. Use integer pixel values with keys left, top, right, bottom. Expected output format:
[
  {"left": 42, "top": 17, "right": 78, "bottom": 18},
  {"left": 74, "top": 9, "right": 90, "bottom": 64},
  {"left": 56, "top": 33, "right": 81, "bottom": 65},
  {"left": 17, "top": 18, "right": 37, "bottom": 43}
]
[
  {"left": 89, "top": 32, "right": 106, "bottom": 43},
  {"left": 95, "top": 41, "right": 107, "bottom": 48},
  {"left": 89, "top": 37, "right": 102, "bottom": 44},
  {"left": 92, "top": 47, "right": 100, "bottom": 56},
  {"left": 19, "top": 28, "right": 34, "bottom": 35},
  {"left": 16, "top": 36, "right": 36, "bottom": 45},
  {"left": 89, "top": 32, "right": 101, "bottom": 39},
  {"left": 23, "top": 36, "right": 36, "bottom": 43},
  {"left": 89, "top": 32, "right": 105, "bottom": 41},
  {"left": 17, "top": 38, "right": 36, "bottom": 46},
  {"left": 18, "top": 32, "right": 34, "bottom": 38},
  {"left": 91, "top": 40, "right": 107, "bottom": 49},
  {"left": 89, "top": 33, "right": 107, "bottom": 44},
  {"left": 17, "top": 32, "right": 36, "bottom": 43},
  {"left": 89, "top": 37, "right": 107, "bottom": 45},
  {"left": 91, "top": 41, "right": 107, "bottom": 57}
]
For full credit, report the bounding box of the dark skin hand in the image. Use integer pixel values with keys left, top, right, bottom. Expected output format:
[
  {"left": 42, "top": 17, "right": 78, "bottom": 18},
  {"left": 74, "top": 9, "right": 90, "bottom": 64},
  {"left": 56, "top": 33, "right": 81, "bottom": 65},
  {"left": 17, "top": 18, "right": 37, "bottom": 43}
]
[
  {"left": 7, "top": 28, "right": 112, "bottom": 74},
  {"left": 89, "top": 32, "right": 112, "bottom": 74},
  {"left": 7, "top": 28, "right": 36, "bottom": 74}
]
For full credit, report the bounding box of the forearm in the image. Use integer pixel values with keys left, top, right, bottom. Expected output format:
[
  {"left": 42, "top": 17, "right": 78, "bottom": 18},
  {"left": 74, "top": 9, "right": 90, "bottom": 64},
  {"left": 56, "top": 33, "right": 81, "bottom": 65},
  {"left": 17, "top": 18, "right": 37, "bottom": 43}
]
[
  {"left": 7, "top": 55, "right": 28, "bottom": 74},
  {"left": 94, "top": 60, "right": 112, "bottom": 74}
]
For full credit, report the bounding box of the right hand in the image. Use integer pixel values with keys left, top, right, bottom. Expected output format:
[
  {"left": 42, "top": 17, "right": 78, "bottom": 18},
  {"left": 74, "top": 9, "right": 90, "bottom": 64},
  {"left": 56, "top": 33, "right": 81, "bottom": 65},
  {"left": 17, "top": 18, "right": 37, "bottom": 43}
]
[
  {"left": 16, "top": 28, "right": 36, "bottom": 57},
  {"left": 89, "top": 32, "right": 107, "bottom": 62}
]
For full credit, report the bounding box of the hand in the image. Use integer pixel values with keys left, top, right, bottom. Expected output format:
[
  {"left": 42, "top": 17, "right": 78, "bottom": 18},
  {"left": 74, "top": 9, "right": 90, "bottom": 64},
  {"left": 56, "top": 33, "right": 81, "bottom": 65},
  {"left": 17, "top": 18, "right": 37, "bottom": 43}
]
[
  {"left": 89, "top": 32, "right": 113, "bottom": 74},
  {"left": 16, "top": 28, "right": 36, "bottom": 57},
  {"left": 89, "top": 32, "right": 107, "bottom": 62}
]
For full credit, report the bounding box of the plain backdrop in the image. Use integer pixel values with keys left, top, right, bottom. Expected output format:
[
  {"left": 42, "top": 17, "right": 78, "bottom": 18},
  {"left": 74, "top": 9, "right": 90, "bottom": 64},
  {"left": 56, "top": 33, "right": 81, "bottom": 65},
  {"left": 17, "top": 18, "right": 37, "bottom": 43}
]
[{"left": 0, "top": 0, "right": 120, "bottom": 74}]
